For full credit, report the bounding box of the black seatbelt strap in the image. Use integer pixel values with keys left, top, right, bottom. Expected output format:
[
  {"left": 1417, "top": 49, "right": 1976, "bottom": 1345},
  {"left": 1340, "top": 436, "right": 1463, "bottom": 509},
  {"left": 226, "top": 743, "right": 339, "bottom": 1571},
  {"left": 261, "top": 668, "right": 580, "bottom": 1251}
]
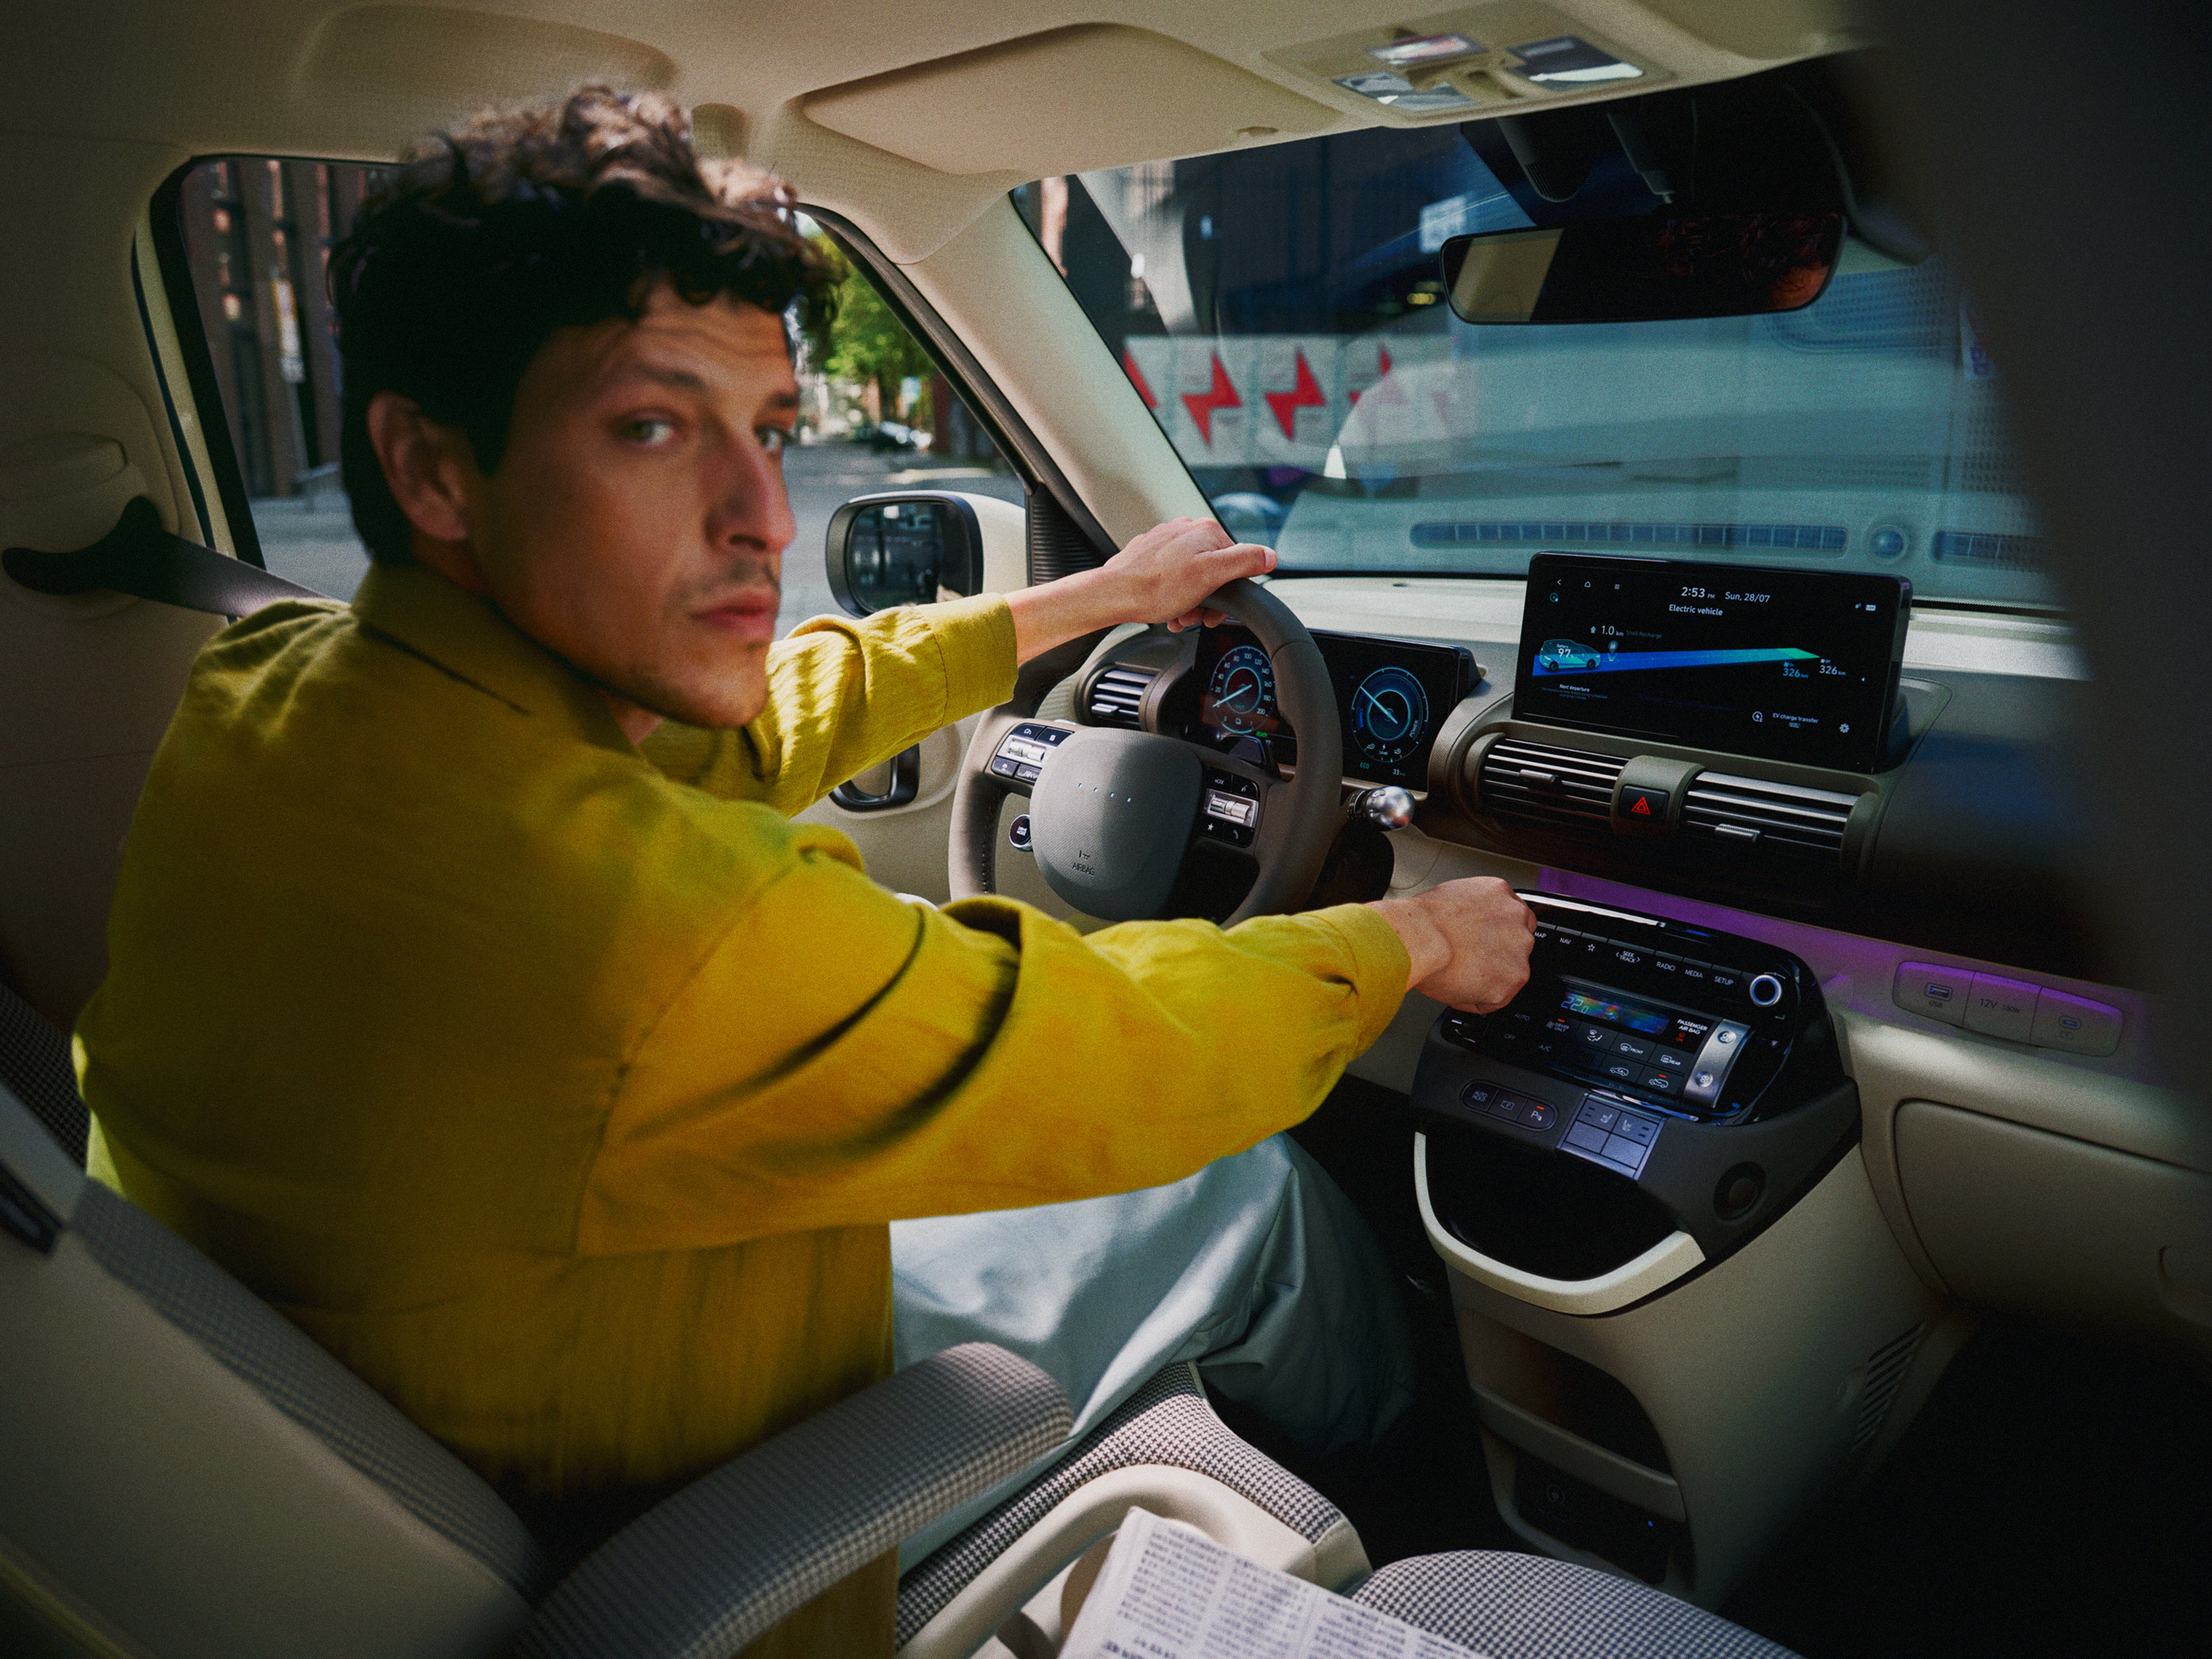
[{"left": 4, "top": 495, "right": 330, "bottom": 619}]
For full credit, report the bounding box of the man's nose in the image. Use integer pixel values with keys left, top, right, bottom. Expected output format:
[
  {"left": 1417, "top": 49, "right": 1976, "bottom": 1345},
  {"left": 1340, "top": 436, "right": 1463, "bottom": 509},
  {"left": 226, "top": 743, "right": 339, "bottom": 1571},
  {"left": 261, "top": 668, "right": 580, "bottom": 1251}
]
[{"left": 710, "top": 434, "right": 797, "bottom": 563}]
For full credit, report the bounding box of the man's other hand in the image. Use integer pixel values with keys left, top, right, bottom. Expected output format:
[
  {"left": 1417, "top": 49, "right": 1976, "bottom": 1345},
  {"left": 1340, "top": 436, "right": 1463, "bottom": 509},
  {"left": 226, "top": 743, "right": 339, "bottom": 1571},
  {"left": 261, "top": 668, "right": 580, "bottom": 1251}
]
[
  {"left": 1370, "top": 878, "right": 1536, "bottom": 1013},
  {"left": 1004, "top": 517, "right": 1275, "bottom": 664}
]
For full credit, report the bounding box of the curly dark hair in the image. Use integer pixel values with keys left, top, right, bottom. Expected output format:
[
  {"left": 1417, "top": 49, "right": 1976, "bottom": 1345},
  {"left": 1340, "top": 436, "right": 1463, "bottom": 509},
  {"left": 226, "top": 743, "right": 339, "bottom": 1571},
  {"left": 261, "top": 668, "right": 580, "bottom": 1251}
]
[{"left": 329, "top": 84, "right": 835, "bottom": 564}]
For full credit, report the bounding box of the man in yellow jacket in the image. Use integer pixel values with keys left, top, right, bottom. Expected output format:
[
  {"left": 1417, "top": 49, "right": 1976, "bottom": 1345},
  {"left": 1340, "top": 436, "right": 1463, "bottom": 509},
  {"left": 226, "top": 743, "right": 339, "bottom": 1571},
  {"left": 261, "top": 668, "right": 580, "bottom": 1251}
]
[{"left": 76, "top": 87, "right": 1535, "bottom": 1652}]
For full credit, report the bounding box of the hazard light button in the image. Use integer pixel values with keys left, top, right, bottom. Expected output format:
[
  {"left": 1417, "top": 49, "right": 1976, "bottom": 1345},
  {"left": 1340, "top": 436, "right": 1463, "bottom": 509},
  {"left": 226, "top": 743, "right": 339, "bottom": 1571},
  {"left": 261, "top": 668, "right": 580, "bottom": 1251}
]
[{"left": 1617, "top": 784, "right": 1670, "bottom": 821}]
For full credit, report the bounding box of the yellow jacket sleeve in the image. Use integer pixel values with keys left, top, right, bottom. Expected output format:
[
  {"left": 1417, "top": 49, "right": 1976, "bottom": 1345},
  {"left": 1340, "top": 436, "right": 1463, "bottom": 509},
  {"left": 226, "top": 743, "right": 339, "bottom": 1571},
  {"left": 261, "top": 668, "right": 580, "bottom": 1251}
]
[
  {"left": 639, "top": 595, "right": 1015, "bottom": 814},
  {"left": 576, "top": 827, "right": 1410, "bottom": 1255}
]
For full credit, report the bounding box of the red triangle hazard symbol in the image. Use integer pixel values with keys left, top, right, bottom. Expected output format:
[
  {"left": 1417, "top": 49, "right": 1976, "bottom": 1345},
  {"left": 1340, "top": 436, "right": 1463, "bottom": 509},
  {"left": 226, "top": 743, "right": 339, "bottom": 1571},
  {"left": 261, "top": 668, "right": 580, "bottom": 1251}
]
[{"left": 1631, "top": 795, "right": 1651, "bottom": 816}]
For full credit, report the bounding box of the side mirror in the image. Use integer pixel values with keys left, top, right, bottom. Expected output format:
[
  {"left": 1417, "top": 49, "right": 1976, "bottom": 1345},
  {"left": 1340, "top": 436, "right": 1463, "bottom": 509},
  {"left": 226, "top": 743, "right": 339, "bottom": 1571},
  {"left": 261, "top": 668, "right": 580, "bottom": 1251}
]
[
  {"left": 825, "top": 492, "right": 983, "bottom": 618},
  {"left": 1438, "top": 211, "right": 1844, "bottom": 326}
]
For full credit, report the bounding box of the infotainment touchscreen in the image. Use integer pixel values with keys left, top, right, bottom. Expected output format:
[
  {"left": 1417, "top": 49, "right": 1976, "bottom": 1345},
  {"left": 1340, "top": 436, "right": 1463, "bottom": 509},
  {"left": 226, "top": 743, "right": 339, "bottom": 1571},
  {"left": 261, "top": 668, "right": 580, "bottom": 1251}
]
[{"left": 1513, "top": 554, "right": 1910, "bottom": 772}]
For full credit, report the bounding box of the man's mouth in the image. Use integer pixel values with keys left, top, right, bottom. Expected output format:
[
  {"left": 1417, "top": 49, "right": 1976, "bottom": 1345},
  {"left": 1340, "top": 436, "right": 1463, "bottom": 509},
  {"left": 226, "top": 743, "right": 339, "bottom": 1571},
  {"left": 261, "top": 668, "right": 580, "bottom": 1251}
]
[{"left": 692, "top": 589, "right": 779, "bottom": 642}]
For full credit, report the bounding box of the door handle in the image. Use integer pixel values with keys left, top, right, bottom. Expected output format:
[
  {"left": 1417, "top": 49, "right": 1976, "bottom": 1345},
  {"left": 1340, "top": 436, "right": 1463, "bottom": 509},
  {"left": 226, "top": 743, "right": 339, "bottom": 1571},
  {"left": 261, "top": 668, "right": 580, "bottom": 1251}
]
[{"left": 831, "top": 745, "right": 922, "bottom": 812}]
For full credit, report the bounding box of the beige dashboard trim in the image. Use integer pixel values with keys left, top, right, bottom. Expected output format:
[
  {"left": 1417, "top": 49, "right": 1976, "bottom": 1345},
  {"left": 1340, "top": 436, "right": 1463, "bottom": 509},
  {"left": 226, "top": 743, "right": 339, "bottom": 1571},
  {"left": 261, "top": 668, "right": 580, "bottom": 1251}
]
[{"left": 1415, "top": 1132, "right": 1706, "bottom": 1314}]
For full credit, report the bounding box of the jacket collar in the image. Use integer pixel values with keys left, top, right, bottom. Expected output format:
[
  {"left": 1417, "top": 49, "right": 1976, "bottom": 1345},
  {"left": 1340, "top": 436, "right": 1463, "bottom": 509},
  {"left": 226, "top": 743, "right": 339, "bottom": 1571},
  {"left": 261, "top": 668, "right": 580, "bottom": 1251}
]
[{"left": 349, "top": 561, "right": 637, "bottom": 753}]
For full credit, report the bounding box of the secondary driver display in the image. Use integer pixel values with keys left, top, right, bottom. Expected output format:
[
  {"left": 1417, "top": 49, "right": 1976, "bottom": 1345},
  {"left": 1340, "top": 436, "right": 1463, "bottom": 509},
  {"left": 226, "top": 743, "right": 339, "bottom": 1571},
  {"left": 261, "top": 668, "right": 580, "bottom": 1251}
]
[
  {"left": 1513, "top": 553, "right": 1910, "bottom": 772},
  {"left": 1191, "top": 626, "right": 1472, "bottom": 788}
]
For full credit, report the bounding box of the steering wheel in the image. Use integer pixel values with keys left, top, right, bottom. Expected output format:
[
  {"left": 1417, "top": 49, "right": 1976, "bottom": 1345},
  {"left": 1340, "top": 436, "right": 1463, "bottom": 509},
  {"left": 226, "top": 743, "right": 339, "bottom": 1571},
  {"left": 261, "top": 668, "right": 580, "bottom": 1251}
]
[{"left": 949, "top": 578, "right": 1343, "bottom": 926}]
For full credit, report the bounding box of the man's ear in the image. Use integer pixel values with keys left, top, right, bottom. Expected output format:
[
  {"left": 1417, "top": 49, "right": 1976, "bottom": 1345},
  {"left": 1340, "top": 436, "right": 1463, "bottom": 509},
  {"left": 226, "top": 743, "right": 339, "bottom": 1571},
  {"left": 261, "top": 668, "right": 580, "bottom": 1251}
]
[{"left": 365, "top": 392, "right": 491, "bottom": 591}]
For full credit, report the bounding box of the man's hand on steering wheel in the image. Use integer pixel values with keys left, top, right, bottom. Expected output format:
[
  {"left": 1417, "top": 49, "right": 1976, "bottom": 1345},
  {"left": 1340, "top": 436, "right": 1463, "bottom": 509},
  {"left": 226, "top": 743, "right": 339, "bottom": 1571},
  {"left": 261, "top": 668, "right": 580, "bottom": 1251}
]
[{"left": 1004, "top": 517, "right": 1276, "bottom": 663}]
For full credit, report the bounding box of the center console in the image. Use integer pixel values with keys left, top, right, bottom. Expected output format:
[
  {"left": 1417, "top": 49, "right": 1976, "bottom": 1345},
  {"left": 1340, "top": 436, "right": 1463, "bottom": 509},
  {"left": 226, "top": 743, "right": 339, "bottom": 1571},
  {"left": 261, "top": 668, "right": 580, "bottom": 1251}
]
[
  {"left": 1414, "top": 892, "right": 1859, "bottom": 1276},
  {"left": 1384, "top": 554, "right": 1966, "bottom": 1604}
]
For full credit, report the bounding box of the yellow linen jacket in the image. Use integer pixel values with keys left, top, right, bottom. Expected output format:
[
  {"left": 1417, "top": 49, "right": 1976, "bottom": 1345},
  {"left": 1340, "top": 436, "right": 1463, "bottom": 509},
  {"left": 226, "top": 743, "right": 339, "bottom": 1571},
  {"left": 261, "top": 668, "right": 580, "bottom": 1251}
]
[{"left": 76, "top": 561, "right": 1407, "bottom": 1642}]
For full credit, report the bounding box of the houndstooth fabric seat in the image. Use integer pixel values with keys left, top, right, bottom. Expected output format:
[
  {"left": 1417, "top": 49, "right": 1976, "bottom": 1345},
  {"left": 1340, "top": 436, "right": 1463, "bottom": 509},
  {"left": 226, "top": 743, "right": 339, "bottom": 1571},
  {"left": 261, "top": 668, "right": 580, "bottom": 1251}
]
[
  {"left": 897, "top": 1361, "right": 1357, "bottom": 1647},
  {"left": 1351, "top": 1551, "right": 1800, "bottom": 1658}
]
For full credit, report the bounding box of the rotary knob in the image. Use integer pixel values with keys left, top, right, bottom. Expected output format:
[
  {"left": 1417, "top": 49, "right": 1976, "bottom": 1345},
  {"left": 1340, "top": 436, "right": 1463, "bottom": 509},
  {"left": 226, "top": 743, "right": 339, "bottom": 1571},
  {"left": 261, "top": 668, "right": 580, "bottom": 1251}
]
[{"left": 1749, "top": 972, "right": 1786, "bottom": 1007}]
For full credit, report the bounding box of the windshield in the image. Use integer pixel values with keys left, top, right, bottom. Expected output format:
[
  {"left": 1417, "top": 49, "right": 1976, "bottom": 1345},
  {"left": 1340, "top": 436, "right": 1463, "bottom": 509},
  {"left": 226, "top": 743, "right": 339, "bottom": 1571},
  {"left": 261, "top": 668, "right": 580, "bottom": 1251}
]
[{"left": 1016, "top": 114, "right": 2045, "bottom": 608}]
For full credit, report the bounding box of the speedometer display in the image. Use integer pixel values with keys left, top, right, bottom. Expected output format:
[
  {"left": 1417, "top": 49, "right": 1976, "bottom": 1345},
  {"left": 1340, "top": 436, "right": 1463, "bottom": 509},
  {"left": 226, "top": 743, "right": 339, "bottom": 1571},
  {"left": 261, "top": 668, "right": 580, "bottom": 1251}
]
[
  {"left": 1205, "top": 642, "right": 1278, "bottom": 738},
  {"left": 1350, "top": 665, "right": 1432, "bottom": 774}
]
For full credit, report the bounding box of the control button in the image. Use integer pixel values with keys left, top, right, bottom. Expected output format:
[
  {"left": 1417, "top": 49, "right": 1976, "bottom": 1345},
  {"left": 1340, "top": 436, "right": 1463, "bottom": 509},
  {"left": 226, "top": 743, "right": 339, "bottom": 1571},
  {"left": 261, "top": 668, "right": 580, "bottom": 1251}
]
[
  {"left": 1576, "top": 1100, "right": 1620, "bottom": 1132},
  {"left": 1649, "top": 1049, "right": 1688, "bottom": 1072},
  {"left": 1682, "top": 1020, "right": 1751, "bottom": 1106},
  {"left": 1564, "top": 1121, "right": 1613, "bottom": 1155},
  {"left": 1612, "top": 1113, "right": 1660, "bottom": 1146},
  {"left": 1964, "top": 973, "right": 2038, "bottom": 1043},
  {"left": 1649, "top": 953, "right": 1683, "bottom": 981},
  {"left": 1008, "top": 814, "right": 1033, "bottom": 852},
  {"left": 1575, "top": 1023, "right": 1611, "bottom": 1050},
  {"left": 1014, "top": 763, "right": 1042, "bottom": 783},
  {"left": 1676, "top": 960, "right": 1713, "bottom": 988},
  {"left": 1485, "top": 1091, "right": 1523, "bottom": 1120},
  {"left": 1599, "top": 1059, "right": 1640, "bottom": 1084},
  {"left": 1618, "top": 784, "right": 1670, "bottom": 821},
  {"left": 1639, "top": 1070, "right": 1680, "bottom": 1094},
  {"left": 1544, "top": 1016, "right": 1574, "bottom": 1037},
  {"left": 1893, "top": 961, "right": 1972, "bottom": 1027},
  {"left": 1517, "top": 1102, "right": 1557, "bottom": 1131},
  {"left": 1705, "top": 966, "right": 1745, "bottom": 998},
  {"left": 990, "top": 756, "right": 1019, "bottom": 778},
  {"left": 2030, "top": 988, "right": 2123, "bottom": 1057},
  {"left": 1461, "top": 1083, "right": 1498, "bottom": 1110},
  {"left": 1610, "top": 1034, "right": 1653, "bottom": 1061},
  {"left": 1748, "top": 973, "right": 1786, "bottom": 1007},
  {"left": 1606, "top": 944, "right": 1653, "bottom": 975},
  {"left": 1603, "top": 1132, "right": 1649, "bottom": 1167},
  {"left": 1204, "top": 790, "right": 1257, "bottom": 827},
  {"left": 1714, "top": 1028, "right": 1737, "bottom": 1048}
]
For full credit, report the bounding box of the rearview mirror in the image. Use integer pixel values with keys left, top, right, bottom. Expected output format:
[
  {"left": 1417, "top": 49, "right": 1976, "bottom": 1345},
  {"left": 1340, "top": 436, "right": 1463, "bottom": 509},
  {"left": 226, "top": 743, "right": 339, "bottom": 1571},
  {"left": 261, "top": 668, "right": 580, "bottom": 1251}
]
[
  {"left": 826, "top": 493, "right": 982, "bottom": 617},
  {"left": 1438, "top": 209, "right": 1843, "bottom": 326}
]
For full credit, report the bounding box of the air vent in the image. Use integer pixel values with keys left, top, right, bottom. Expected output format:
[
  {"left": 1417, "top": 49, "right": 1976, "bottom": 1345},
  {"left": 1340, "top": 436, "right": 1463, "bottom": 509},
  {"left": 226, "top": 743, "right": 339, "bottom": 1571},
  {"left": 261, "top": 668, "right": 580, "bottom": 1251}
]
[
  {"left": 1681, "top": 772, "right": 1859, "bottom": 866},
  {"left": 1086, "top": 665, "right": 1156, "bottom": 728},
  {"left": 1854, "top": 1325, "right": 1925, "bottom": 1452},
  {"left": 1477, "top": 739, "right": 1624, "bottom": 832}
]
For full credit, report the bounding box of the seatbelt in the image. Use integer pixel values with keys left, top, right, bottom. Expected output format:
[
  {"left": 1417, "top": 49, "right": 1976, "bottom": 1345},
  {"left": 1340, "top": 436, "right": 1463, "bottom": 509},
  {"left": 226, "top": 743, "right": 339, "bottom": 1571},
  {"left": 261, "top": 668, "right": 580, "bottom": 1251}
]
[{"left": 3, "top": 495, "right": 330, "bottom": 618}]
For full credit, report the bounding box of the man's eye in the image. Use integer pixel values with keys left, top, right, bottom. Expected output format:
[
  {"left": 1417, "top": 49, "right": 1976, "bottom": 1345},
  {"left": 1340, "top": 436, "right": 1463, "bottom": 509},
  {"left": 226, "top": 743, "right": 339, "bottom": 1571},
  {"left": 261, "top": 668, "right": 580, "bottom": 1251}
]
[
  {"left": 620, "top": 417, "right": 679, "bottom": 445},
  {"left": 757, "top": 426, "right": 791, "bottom": 457}
]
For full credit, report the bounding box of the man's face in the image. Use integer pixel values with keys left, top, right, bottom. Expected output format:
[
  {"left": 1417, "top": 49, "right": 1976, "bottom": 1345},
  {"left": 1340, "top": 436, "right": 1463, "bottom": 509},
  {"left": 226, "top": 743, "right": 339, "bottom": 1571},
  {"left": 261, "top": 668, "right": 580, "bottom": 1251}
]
[{"left": 444, "top": 285, "right": 799, "bottom": 734}]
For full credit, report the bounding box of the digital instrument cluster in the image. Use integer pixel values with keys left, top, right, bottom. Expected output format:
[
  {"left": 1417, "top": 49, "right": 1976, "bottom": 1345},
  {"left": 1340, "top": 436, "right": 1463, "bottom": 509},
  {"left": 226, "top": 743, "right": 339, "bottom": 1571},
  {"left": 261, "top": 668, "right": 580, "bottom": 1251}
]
[{"left": 1190, "top": 626, "right": 1473, "bottom": 788}]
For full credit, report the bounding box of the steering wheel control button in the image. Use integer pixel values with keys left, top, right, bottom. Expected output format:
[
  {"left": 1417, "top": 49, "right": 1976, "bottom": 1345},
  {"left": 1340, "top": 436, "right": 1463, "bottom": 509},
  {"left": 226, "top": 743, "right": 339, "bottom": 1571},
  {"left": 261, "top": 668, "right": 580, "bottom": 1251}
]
[
  {"left": 1007, "top": 814, "right": 1032, "bottom": 852},
  {"left": 1748, "top": 972, "right": 1786, "bottom": 1007},
  {"left": 1893, "top": 961, "right": 1972, "bottom": 1026},
  {"left": 1963, "top": 973, "right": 2038, "bottom": 1042},
  {"left": 2030, "top": 987, "right": 2123, "bottom": 1056}
]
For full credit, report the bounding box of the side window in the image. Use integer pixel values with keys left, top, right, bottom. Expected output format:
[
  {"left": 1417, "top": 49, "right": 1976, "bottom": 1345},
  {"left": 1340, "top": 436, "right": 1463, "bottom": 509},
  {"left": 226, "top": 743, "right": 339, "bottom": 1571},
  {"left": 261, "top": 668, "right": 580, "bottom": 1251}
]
[
  {"left": 160, "top": 163, "right": 1022, "bottom": 634},
  {"left": 174, "top": 157, "right": 383, "bottom": 598}
]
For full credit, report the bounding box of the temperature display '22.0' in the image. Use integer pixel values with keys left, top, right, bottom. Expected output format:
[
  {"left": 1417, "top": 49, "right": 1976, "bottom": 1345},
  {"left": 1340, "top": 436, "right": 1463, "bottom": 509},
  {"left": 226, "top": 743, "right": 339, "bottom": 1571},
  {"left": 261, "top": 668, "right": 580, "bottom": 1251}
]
[{"left": 1350, "top": 664, "right": 1431, "bottom": 773}]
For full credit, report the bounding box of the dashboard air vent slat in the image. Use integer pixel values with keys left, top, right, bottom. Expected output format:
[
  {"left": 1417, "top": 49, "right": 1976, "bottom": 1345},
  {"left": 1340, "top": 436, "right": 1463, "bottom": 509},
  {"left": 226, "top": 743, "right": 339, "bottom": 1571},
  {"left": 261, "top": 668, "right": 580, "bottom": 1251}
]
[
  {"left": 1087, "top": 665, "right": 1156, "bottom": 728},
  {"left": 1682, "top": 772, "right": 1860, "bottom": 864},
  {"left": 1478, "top": 739, "right": 1625, "bottom": 832}
]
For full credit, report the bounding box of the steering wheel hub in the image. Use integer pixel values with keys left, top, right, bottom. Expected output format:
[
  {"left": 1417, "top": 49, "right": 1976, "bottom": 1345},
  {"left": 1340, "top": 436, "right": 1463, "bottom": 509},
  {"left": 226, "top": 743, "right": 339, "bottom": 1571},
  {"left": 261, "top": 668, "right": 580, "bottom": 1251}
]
[{"left": 1028, "top": 730, "right": 1204, "bottom": 921}]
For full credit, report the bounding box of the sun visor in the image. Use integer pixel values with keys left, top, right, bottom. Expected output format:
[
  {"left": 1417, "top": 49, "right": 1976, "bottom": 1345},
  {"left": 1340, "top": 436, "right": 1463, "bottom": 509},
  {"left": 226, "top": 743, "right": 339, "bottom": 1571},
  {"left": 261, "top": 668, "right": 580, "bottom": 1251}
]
[{"left": 801, "top": 25, "right": 1337, "bottom": 177}]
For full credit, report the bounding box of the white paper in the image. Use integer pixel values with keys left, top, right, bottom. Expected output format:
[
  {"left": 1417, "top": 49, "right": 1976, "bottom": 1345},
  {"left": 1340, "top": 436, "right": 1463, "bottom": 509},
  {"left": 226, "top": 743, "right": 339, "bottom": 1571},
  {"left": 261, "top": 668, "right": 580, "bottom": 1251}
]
[{"left": 1060, "top": 1508, "right": 1490, "bottom": 1659}]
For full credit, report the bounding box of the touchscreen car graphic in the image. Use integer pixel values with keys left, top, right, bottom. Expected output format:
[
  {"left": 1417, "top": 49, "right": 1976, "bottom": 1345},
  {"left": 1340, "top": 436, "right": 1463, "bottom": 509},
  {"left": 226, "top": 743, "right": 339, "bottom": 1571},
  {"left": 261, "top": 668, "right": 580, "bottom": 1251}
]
[{"left": 1535, "top": 638, "right": 1603, "bottom": 672}]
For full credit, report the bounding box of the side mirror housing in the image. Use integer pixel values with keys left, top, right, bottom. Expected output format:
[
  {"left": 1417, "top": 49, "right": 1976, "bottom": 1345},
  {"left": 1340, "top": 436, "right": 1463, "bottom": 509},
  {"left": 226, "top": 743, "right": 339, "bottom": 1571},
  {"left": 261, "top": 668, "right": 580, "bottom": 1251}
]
[{"left": 825, "top": 493, "right": 983, "bottom": 618}]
